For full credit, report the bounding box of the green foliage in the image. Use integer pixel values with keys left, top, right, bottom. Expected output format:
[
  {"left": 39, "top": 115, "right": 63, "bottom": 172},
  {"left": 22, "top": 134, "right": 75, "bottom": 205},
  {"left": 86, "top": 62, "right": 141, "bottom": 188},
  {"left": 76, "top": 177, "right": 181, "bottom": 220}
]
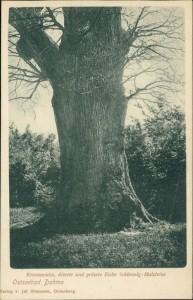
[
  {"left": 125, "top": 104, "right": 186, "bottom": 222},
  {"left": 9, "top": 124, "right": 60, "bottom": 209}
]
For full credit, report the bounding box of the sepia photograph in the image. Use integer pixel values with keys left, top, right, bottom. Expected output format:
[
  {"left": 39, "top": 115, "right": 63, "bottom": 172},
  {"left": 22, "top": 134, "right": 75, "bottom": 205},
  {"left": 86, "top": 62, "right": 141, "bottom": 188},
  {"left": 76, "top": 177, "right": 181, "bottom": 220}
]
[{"left": 1, "top": 1, "right": 192, "bottom": 299}]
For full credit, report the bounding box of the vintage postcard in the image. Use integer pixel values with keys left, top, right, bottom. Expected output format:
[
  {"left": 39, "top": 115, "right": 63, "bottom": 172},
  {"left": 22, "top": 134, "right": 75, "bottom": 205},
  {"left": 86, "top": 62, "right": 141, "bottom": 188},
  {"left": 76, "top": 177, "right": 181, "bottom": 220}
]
[{"left": 1, "top": 1, "right": 192, "bottom": 299}]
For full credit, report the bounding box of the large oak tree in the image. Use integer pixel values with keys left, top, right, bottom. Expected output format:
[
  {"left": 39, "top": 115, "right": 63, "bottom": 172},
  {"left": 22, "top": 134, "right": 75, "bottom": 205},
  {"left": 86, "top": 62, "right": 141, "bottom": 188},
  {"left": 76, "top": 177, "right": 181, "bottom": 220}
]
[{"left": 9, "top": 6, "right": 184, "bottom": 232}]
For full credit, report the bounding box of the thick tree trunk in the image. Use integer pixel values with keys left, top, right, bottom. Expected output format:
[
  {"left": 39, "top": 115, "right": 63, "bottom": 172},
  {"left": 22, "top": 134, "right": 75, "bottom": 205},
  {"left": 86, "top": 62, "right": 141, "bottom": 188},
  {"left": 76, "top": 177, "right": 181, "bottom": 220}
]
[{"left": 49, "top": 8, "right": 155, "bottom": 232}]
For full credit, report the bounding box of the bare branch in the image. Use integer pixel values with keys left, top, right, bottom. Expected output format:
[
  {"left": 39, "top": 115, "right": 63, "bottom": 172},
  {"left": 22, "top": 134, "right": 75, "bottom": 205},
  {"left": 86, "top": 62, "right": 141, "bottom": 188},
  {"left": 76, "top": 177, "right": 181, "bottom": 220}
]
[
  {"left": 9, "top": 7, "right": 59, "bottom": 81},
  {"left": 8, "top": 6, "right": 184, "bottom": 109},
  {"left": 9, "top": 80, "right": 41, "bottom": 102},
  {"left": 46, "top": 7, "right": 65, "bottom": 32}
]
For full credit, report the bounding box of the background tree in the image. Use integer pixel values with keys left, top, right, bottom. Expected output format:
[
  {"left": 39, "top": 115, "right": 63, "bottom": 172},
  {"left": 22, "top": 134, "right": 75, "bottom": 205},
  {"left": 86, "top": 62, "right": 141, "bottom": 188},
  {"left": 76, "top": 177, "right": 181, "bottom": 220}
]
[
  {"left": 8, "top": 7, "right": 184, "bottom": 232},
  {"left": 125, "top": 103, "right": 186, "bottom": 222},
  {"left": 9, "top": 124, "right": 60, "bottom": 209}
]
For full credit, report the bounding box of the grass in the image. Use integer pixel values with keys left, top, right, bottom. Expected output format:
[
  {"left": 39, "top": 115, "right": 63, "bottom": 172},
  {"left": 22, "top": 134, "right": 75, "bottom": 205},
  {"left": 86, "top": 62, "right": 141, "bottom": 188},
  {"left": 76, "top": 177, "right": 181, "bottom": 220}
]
[
  {"left": 10, "top": 207, "right": 44, "bottom": 230},
  {"left": 10, "top": 208, "right": 186, "bottom": 269}
]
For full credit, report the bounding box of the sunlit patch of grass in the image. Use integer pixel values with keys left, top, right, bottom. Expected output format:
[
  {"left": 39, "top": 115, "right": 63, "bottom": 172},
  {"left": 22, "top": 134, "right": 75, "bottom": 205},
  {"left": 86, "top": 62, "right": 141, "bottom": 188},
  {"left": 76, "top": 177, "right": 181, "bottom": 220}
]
[{"left": 10, "top": 207, "right": 44, "bottom": 230}]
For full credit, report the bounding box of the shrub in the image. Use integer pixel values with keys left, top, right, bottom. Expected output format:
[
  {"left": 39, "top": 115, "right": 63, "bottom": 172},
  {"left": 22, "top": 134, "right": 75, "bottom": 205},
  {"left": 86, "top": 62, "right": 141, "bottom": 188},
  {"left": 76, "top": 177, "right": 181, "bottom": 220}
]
[
  {"left": 125, "top": 104, "right": 186, "bottom": 222},
  {"left": 9, "top": 124, "right": 60, "bottom": 209}
]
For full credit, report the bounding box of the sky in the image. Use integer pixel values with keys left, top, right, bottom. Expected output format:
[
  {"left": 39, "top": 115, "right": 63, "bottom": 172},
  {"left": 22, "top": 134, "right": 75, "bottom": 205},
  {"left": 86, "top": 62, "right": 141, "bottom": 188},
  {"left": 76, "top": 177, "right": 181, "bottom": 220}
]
[{"left": 9, "top": 85, "right": 58, "bottom": 135}]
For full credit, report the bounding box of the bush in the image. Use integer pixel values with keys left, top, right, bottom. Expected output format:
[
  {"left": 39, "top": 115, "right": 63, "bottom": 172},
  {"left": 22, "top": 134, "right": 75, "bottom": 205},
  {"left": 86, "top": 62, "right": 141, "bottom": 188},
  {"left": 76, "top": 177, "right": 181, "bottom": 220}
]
[
  {"left": 125, "top": 104, "right": 186, "bottom": 222},
  {"left": 9, "top": 124, "right": 60, "bottom": 209}
]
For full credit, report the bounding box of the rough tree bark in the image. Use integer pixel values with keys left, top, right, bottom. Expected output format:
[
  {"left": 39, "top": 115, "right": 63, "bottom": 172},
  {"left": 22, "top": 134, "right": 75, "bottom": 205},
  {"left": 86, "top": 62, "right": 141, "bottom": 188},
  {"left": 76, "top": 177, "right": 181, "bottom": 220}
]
[{"left": 9, "top": 7, "right": 156, "bottom": 233}]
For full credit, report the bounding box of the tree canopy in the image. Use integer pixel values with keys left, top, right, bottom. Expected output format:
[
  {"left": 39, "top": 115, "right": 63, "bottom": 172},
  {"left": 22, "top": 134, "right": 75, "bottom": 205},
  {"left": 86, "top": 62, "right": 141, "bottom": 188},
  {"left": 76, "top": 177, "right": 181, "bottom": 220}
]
[
  {"left": 125, "top": 103, "right": 186, "bottom": 222},
  {"left": 9, "top": 124, "right": 60, "bottom": 209},
  {"left": 9, "top": 6, "right": 184, "bottom": 107}
]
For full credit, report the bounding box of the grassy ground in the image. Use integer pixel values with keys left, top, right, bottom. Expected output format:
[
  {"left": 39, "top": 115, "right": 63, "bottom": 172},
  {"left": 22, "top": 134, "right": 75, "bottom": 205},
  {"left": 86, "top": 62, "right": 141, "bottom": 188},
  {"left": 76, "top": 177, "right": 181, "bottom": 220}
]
[
  {"left": 10, "top": 207, "right": 44, "bottom": 230},
  {"left": 10, "top": 207, "right": 186, "bottom": 269}
]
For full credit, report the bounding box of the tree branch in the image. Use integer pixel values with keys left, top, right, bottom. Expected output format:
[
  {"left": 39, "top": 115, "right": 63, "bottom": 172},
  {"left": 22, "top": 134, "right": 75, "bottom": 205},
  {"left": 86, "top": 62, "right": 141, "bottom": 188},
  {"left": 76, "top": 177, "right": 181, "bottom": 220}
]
[
  {"left": 9, "top": 8, "right": 59, "bottom": 81},
  {"left": 9, "top": 80, "right": 41, "bottom": 102},
  {"left": 46, "top": 7, "right": 65, "bottom": 32}
]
